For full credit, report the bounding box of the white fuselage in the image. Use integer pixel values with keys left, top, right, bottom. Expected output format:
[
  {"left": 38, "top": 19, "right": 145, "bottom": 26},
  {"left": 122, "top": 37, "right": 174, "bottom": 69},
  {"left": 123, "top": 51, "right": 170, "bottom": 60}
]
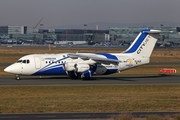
[{"left": 4, "top": 53, "right": 149, "bottom": 76}]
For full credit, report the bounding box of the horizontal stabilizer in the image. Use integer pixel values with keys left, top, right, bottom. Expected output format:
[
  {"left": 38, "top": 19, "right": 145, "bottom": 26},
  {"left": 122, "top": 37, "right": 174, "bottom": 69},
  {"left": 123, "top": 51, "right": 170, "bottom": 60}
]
[{"left": 142, "top": 30, "right": 161, "bottom": 34}]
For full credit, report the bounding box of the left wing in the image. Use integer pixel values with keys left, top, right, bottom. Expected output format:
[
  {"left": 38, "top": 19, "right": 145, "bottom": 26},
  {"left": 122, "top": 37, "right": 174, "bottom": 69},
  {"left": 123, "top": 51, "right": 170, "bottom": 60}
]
[{"left": 67, "top": 53, "right": 119, "bottom": 64}]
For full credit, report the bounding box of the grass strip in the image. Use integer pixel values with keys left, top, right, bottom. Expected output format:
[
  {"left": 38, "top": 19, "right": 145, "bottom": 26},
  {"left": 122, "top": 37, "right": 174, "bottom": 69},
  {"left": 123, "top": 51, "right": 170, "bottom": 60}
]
[{"left": 0, "top": 85, "right": 180, "bottom": 113}]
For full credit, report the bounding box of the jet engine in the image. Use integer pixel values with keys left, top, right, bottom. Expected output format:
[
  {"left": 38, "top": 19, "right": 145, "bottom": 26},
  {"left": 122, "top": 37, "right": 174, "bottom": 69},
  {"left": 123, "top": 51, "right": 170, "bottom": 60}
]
[
  {"left": 63, "top": 63, "right": 90, "bottom": 72},
  {"left": 74, "top": 63, "right": 90, "bottom": 72},
  {"left": 81, "top": 70, "right": 94, "bottom": 79},
  {"left": 63, "top": 62, "right": 91, "bottom": 79},
  {"left": 63, "top": 62, "right": 76, "bottom": 71}
]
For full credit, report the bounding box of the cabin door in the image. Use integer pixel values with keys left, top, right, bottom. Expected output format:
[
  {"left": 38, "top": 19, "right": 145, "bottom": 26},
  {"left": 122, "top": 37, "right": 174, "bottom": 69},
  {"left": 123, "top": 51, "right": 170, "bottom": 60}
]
[{"left": 34, "top": 57, "right": 41, "bottom": 69}]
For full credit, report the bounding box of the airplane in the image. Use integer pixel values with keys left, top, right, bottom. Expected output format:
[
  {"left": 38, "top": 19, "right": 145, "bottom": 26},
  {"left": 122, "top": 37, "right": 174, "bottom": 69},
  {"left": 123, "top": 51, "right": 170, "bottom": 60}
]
[{"left": 4, "top": 29, "right": 161, "bottom": 80}]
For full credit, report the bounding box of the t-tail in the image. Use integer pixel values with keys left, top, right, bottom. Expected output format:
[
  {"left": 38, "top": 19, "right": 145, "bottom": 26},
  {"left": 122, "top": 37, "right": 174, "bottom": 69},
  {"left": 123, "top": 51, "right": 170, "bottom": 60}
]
[{"left": 123, "top": 29, "right": 161, "bottom": 58}]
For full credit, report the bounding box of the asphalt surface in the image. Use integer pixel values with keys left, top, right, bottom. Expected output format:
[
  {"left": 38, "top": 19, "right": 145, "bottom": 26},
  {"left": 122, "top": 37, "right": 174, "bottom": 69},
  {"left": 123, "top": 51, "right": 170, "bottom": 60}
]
[
  {"left": 0, "top": 112, "right": 180, "bottom": 120},
  {"left": 0, "top": 74, "right": 180, "bottom": 86}
]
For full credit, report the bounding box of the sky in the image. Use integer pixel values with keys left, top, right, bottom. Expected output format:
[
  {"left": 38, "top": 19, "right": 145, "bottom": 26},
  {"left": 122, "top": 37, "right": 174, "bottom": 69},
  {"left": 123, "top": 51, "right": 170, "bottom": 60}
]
[{"left": 0, "top": 0, "right": 180, "bottom": 29}]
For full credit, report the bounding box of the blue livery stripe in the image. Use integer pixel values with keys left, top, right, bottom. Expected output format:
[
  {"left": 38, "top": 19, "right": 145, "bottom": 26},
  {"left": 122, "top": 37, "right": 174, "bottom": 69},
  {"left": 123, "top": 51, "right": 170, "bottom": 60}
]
[
  {"left": 40, "top": 56, "right": 68, "bottom": 71},
  {"left": 125, "top": 29, "right": 150, "bottom": 53},
  {"left": 103, "top": 69, "right": 118, "bottom": 75},
  {"left": 96, "top": 53, "right": 118, "bottom": 60},
  {"left": 33, "top": 66, "right": 66, "bottom": 75},
  {"left": 39, "top": 64, "right": 63, "bottom": 72},
  {"left": 33, "top": 57, "right": 68, "bottom": 75}
]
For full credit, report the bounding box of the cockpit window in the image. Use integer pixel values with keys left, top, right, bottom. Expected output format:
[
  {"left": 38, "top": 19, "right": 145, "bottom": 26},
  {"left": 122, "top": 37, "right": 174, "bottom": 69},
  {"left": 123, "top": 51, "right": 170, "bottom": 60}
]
[
  {"left": 22, "top": 60, "right": 27, "bottom": 63},
  {"left": 19, "top": 59, "right": 30, "bottom": 64},
  {"left": 17, "top": 60, "right": 22, "bottom": 63}
]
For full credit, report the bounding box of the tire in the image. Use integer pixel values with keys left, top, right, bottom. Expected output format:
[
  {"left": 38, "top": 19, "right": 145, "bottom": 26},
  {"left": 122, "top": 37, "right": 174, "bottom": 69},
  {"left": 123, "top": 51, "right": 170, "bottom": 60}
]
[{"left": 15, "top": 75, "right": 20, "bottom": 80}]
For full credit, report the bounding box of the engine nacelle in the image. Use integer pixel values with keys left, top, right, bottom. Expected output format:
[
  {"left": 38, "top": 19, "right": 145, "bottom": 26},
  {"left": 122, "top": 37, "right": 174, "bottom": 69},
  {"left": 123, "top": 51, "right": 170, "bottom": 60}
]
[
  {"left": 63, "top": 62, "right": 76, "bottom": 71},
  {"left": 81, "top": 70, "right": 94, "bottom": 79},
  {"left": 75, "top": 63, "right": 90, "bottom": 73}
]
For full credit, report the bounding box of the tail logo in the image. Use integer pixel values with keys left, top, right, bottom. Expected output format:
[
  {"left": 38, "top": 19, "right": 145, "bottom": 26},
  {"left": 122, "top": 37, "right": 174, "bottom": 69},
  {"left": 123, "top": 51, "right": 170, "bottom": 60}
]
[{"left": 137, "top": 36, "right": 150, "bottom": 54}]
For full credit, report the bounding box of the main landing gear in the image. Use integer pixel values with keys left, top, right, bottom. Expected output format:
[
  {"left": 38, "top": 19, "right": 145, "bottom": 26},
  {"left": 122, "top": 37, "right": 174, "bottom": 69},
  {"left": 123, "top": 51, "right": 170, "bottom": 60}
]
[{"left": 15, "top": 75, "right": 20, "bottom": 80}]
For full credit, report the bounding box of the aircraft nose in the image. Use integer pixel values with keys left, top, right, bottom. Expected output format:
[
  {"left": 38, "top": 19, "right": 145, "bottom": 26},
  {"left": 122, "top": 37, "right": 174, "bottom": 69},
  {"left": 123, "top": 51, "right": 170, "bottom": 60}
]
[
  {"left": 4, "top": 66, "right": 12, "bottom": 73},
  {"left": 4, "top": 64, "right": 21, "bottom": 74}
]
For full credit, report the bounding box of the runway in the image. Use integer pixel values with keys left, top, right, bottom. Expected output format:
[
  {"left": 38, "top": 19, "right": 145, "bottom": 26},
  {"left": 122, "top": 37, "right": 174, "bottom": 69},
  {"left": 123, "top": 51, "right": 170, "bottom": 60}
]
[
  {"left": 1, "top": 112, "right": 180, "bottom": 120},
  {"left": 0, "top": 74, "right": 180, "bottom": 86}
]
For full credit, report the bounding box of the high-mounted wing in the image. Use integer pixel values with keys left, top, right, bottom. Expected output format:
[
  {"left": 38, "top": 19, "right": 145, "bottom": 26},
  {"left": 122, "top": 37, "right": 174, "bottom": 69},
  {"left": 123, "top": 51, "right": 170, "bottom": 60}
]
[{"left": 67, "top": 53, "right": 119, "bottom": 64}]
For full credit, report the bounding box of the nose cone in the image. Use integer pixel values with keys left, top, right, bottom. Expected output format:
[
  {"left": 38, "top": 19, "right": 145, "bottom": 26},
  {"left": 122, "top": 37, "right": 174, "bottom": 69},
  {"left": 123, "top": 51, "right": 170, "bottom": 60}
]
[
  {"left": 4, "top": 66, "right": 12, "bottom": 73},
  {"left": 4, "top": 64, "right": 21, "bottom": 74}
]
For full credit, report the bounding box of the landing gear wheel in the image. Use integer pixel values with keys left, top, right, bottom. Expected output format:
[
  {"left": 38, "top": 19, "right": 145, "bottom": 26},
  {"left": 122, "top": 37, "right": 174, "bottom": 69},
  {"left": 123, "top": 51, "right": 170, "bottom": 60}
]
[{"left": 15, "top": 75, "right": 20, "bottom": 80}]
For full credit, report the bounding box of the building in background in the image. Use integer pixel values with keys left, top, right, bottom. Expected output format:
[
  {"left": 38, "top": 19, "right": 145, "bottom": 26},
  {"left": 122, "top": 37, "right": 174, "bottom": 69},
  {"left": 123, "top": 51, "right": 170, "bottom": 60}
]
[
  {"left": 109, "top": 27, "right": 180, "bottom": 47},
  {"left": 0, "top": 26, "right": 30, "bottom": 44},
  {"left": 0, "top": 26, "right": 27, "bottom": 35},
  {"left": 34, "top": 29, "right": 109, "bottom": 45},
  {"left": 8, "top": 26, "right": 27, "bottom": 34},
  {"left": 0, "top": 25, "right": 180, "bottom": 47}
]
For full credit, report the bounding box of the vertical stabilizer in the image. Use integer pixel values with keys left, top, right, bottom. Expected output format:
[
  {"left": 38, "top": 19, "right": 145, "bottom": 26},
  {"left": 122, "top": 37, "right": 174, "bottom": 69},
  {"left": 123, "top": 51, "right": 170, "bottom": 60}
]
[{"left": 124, "top": 29, "right": 161, "bottom": 58}]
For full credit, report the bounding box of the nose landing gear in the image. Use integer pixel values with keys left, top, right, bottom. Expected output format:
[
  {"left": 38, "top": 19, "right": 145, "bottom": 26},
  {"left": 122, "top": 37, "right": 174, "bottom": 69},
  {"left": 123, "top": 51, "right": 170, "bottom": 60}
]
[{"left": 15, "top": 75, "right": 20, "bottom": 80}]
